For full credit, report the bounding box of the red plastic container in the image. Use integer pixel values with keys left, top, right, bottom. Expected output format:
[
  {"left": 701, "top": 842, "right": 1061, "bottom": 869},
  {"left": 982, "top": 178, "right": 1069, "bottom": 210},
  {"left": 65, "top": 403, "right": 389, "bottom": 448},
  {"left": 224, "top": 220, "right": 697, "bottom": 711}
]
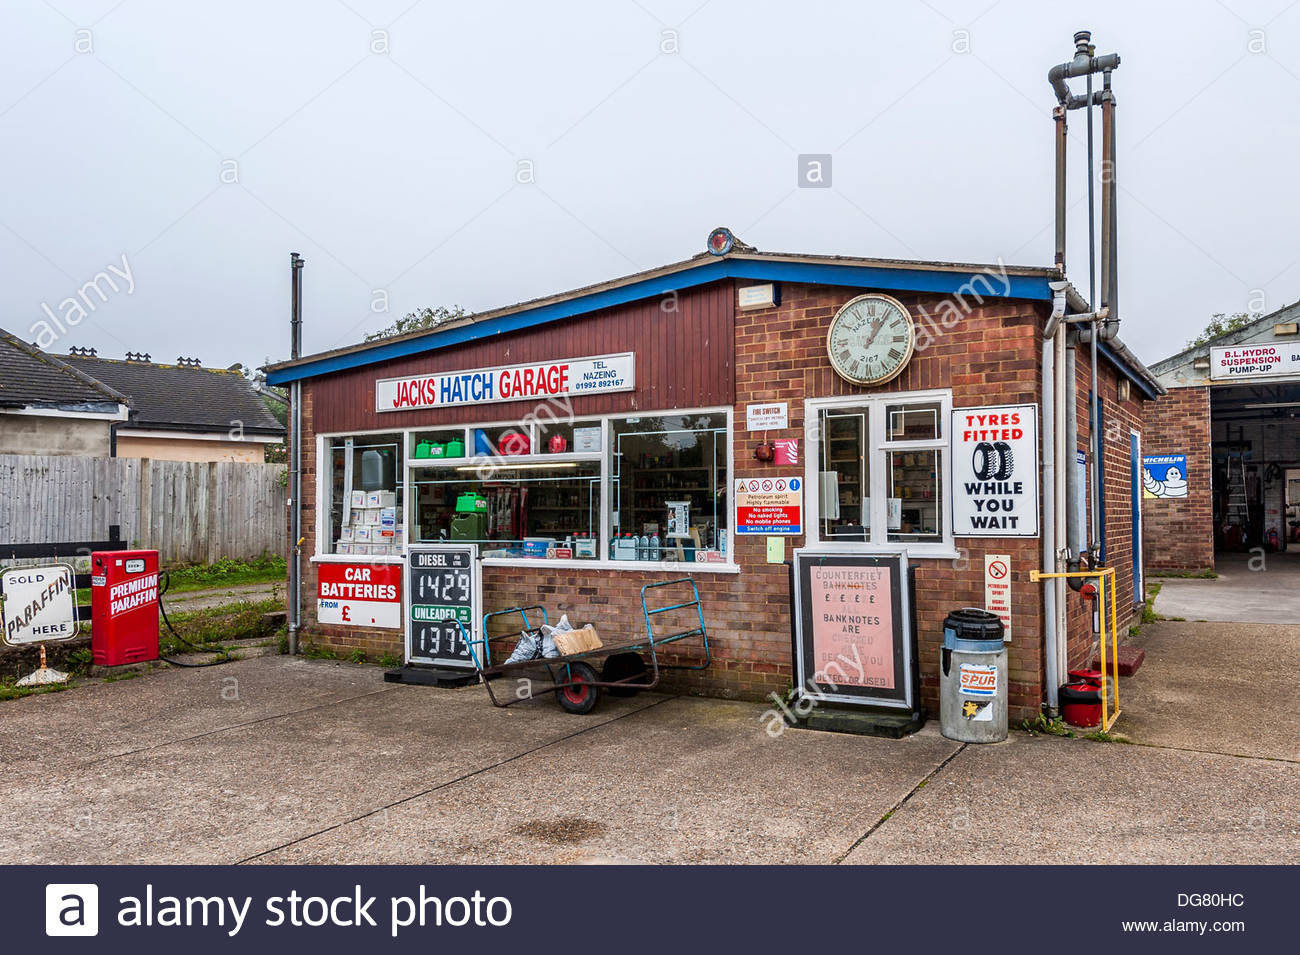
[
  {"left": 91, "top": 550, "right": 160, "bottom": 666},
  {"left": 1060, "top": 681, "right": 1102, "bottom": 728}
]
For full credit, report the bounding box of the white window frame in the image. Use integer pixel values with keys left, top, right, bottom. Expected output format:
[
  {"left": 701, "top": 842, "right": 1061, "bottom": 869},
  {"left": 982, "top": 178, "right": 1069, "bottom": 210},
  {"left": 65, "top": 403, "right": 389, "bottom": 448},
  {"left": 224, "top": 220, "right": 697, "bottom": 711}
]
[
  {"left": 311, "top": 406, "right": 738, "bottom": 573},
  {"left": 803, "top": 389, "right": 957, "bottom": 558}
]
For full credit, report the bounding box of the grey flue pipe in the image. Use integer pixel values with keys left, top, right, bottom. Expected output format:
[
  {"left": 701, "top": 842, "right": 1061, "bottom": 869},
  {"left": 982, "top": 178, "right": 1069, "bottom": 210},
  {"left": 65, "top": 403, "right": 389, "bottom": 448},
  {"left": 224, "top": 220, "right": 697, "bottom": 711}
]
[
  {"left": 288, "top": 253, "right": 304, "bottom": 656},
  {"left": 1049, "top": 31, "right": 1121, "bottom": 574},
  {"left": 1042, "top": 283, "right": 1070, "bottom": 710}
]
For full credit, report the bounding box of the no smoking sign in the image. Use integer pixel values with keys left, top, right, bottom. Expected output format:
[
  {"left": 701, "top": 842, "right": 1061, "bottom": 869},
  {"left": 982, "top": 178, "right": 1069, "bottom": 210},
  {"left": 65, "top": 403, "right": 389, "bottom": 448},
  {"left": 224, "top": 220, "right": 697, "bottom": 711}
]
[{"left": 983, "top": 554, "right": 1012, "bottom": 642}]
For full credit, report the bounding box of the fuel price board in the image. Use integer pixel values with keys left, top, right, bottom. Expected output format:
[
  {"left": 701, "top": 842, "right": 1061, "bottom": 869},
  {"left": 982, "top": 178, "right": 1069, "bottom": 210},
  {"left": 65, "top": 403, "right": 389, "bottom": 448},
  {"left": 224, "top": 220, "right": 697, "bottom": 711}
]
[{"left": 405, "top": 544, "right": 481, "bottom": 668}]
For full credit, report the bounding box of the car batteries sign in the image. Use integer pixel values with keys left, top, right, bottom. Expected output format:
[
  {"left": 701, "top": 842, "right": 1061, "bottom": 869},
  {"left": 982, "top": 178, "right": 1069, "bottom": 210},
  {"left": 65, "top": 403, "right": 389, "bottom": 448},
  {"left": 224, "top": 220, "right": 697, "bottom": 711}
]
[
  {"left": 317, "top": 562, "right": 402, "bottom": 629},
  {"left": 951, "top": 403, "right": 1039, "bottom": 537},
  {"left": 376, "top": 353, "right": 635, "bottom": 411},
  {"left": 0, "top": 564, "right": 77, "bottom": 645}
]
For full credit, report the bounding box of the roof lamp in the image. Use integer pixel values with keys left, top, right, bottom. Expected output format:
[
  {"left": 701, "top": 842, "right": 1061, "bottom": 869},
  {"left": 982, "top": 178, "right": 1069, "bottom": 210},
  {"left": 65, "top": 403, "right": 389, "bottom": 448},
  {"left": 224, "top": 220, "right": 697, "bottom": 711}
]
[{"left": 707, "top": 227, "right": 734, "bottom": 256}]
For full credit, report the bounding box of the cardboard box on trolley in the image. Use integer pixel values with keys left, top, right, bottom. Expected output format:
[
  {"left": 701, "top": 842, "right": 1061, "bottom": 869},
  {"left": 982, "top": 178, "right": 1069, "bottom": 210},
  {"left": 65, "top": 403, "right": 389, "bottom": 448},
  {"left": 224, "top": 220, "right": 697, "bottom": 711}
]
[{"left": 91, "top": 549, "right": 160, "bottom": 666}]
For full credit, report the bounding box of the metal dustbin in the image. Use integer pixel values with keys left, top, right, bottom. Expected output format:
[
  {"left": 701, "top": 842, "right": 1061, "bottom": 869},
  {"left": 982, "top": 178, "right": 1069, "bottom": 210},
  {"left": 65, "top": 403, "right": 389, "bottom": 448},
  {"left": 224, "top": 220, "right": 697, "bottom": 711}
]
[{"left": 939, "top": 608, "right": 1008, "bottom": 743}]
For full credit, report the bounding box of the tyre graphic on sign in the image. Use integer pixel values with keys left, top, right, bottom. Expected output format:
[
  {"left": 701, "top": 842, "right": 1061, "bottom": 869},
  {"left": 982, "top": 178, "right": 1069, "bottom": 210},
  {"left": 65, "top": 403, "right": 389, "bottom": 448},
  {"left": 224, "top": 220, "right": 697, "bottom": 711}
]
[{"left": 971, "top": 441, "right": 1015, "bottom": 481}]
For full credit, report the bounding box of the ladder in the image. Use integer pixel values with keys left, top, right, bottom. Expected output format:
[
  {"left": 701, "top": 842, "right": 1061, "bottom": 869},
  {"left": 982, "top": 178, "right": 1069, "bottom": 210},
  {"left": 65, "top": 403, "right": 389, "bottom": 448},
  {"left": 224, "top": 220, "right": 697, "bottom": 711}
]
[{"left": 1223, "top": 430, "right": 1250, "bottom": 532}]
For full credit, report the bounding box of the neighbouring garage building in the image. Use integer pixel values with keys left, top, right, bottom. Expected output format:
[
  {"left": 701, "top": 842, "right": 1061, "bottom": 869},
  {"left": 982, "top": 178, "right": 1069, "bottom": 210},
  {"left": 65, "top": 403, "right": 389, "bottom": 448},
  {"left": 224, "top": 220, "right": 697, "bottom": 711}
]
[
  {"left": 266, "top": 236, "right": 1163, "bottom": 722},
  {"left": 1143, "top": 304, "right": 1300, "bottom": 573}
]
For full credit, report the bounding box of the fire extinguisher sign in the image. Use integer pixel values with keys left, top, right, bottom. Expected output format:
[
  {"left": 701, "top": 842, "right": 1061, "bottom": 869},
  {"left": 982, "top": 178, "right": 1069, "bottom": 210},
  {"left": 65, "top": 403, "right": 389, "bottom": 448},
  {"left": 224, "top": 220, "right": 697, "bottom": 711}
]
[{"left": 951, "top": 403, "right": 1039, "bottom": 538}]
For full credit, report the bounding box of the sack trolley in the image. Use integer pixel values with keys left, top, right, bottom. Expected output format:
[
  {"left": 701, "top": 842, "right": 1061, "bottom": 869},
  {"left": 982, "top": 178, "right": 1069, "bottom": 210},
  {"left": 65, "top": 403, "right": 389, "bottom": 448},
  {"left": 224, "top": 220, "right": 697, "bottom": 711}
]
[{"left": 465, "top": 577, "right": 711, "bottom": 714}]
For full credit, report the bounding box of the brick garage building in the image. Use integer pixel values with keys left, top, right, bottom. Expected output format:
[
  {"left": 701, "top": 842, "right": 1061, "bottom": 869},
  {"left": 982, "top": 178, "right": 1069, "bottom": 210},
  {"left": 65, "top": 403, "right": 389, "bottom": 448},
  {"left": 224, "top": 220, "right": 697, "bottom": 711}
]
[
  {"left": 267, "top": 240, "right": 1162, "bottom": 722},
  {"left": 1142, "top": 306, "right": 1300, "bottom": 573}
]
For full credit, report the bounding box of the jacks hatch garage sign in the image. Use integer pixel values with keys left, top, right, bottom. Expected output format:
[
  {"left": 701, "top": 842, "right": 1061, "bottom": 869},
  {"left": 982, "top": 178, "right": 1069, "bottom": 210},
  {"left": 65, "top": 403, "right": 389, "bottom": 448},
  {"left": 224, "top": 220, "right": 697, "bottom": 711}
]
[
  {"left": 376, "top": 353, "right": 635, "bottom": 412},
  {"left": 951, "top": 403, "right": 1039, "bottom": 537}
]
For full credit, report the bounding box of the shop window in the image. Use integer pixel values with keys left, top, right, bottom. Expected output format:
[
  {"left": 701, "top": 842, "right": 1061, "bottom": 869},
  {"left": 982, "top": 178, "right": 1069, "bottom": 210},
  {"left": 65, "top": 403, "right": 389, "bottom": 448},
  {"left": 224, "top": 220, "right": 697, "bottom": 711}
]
[
  {"left": 611, "top": 413, "right": 729, "bottom": 562},
  {"left": 410, "top": 429, "right": 466, "bottom": 462},
  {"left": 326, "top": 433, "right": 404, "bottom": 557},
  {"left": 887, "top": 449, "right": 943, "bottom": 542},
  {"left": 535, "top": 419, "right": 602, "bottom": 455},
  {"left": 821, "top": 412, "right": 870, "bottom": 540},
  {"left": 888, "top": 402, "right": 940, "bottom": 440},
  {"left": 810, "top": 393, "right": 951, "bottom": 553},
  {"left": 412, "top": 462, "right": 601, "bottom": 559},
  {"left": 471, "top": 426, "right": 533, "bottom": 457}
]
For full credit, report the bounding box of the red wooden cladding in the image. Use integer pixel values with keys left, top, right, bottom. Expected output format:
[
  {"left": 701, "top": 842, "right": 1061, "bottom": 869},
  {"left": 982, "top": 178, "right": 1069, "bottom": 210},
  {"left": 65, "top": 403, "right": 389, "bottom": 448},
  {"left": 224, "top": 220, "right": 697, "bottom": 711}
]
[{"left": 310, "top": 280, "right": 736, "bottom": 434}]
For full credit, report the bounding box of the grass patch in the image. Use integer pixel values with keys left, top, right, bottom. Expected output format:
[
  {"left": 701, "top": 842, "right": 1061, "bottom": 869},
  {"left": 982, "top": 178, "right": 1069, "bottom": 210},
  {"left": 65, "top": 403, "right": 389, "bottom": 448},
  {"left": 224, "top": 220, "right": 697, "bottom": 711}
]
[
  {"left": 1083, "top": 730, "right": 1130, "bottom": 743},
  {"left": 1148, "top": 569, "right": 1217, "bottom": 579},
  {"left": 1140, "top": 582, "right": 1163, "bottom": 625},
  {"left": 0, "top": 678, "right": 75, "bottom": 702},
  {"left": 1019, "top": 713, "right": 1074, "bottom": 738},
  {"left": 302, "top": 642, "right": 339, "bottom": 660},
  {"left": 163, "top": 555, "right": 286, "bottom": 594},
  {"left": 161, "top": 597, "right": 282, "bottom": 655},
  {"left": 377, "top": 652, "right": 402, "bottom": 669}
]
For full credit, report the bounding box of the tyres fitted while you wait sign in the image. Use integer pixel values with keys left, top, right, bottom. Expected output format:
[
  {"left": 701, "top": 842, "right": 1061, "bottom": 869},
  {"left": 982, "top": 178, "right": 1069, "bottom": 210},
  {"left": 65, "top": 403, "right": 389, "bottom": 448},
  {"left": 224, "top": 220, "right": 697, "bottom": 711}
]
[{"left": 951, "top": 404, "right": 1039, "bottom": 537}]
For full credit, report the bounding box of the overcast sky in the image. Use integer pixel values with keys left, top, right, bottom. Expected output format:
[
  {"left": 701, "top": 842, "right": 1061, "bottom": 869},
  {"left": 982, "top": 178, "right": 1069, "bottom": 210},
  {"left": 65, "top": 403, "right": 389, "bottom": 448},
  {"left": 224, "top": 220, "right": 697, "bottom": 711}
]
[{"left": 3, "top": 0, "right": 1298, "bottom": 372}]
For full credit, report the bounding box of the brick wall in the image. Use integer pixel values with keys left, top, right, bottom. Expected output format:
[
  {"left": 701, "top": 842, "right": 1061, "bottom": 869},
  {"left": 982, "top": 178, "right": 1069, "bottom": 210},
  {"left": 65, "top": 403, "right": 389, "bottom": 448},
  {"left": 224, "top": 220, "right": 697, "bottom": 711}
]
[
  {"left": 1140, "top": 386, "right": 1213, "bottom": 573},
  {"left": 733, "top": 284, "right": 1047, "bottom": 720},
  {"left": 286, "top": 279, "right": 1149, "bottom": 723}
]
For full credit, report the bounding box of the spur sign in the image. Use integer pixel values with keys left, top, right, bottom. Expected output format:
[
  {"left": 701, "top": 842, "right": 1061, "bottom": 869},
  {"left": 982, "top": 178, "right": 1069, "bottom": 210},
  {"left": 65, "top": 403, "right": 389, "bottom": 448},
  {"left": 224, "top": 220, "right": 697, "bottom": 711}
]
[{"left": 376, "top": 353, "right": 635, "bottom": 412}]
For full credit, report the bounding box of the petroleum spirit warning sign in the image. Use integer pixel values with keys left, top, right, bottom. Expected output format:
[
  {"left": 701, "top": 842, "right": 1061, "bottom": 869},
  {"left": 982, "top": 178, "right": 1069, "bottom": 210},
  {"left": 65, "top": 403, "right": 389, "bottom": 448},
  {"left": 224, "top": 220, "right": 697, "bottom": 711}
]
[
  {"left": 951, "top": 403, "right": 1039, "bottom": 537},
  {"left": 317, "top": 562, "right": 402, "bottom": 629},
  {"left": 375, "top": 353, "right": 635, "bottom": 411},
  {"left": 735, "top": 476, "right": 803, "bottom": 534}
]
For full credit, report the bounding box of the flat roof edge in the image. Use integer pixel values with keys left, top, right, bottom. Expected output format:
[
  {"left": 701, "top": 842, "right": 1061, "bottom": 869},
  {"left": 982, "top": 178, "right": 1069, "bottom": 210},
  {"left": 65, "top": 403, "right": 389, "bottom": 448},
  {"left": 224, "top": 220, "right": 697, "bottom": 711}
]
[{"left": 266, "top": 256, "right": 1059, "bottom": 385}]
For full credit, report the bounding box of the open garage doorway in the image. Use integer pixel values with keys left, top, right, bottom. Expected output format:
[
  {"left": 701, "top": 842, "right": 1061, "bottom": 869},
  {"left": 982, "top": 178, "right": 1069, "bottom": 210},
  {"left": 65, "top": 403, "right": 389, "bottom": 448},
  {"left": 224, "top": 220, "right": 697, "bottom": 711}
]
[
  {"left": 1210, "top": 381, "right": 1300, "bottom": 556},
  {"left": 1145, "top": 310, "right": 1300, "bottom": 581}
]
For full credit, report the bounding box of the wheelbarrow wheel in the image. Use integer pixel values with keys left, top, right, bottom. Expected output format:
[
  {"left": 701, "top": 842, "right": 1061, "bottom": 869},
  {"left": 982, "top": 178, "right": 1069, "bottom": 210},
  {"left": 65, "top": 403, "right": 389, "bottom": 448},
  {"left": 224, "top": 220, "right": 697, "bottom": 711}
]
[
  {"left": 601, "top": 652, "right": 648, "bottom": 696},
  {"left": 555, "top": 661, "right": 600, "bottom": 714}
]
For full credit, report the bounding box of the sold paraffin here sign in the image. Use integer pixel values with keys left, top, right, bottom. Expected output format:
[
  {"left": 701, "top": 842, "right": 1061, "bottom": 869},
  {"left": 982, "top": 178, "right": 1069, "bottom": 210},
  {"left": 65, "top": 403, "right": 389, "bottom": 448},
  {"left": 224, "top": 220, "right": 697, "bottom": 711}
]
[{"left": 951, "top": 404, "right": 1039, "bottom": 537}]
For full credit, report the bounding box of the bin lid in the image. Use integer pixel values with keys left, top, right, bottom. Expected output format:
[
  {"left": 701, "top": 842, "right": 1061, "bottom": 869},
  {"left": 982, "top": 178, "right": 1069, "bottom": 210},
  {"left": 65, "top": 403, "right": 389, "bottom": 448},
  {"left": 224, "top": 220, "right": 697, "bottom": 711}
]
[{"left": 942, "top": 607, "right": 1004, "bottom": 650}]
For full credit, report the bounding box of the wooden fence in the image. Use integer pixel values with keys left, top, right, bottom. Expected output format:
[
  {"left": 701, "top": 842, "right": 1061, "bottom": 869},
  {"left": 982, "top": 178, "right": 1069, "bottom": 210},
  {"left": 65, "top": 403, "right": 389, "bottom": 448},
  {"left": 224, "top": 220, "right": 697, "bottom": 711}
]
[{"left": 0, "top": 454, "right": 286, "bottom": 564}]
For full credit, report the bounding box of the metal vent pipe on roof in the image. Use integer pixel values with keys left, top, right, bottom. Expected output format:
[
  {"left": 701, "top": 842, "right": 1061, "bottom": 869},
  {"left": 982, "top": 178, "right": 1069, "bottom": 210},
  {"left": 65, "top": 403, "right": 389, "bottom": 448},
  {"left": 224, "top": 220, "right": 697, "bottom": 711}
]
[{"left": 288, "top": 252, "right": 305, "bottom": 656}]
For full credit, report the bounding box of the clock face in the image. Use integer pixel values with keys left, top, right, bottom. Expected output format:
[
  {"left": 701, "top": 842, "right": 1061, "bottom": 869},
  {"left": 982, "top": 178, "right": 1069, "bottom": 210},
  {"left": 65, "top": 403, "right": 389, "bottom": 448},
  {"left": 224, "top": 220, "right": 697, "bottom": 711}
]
[{"left": 826, "top": 294, "right": 916, "bottom": 385}]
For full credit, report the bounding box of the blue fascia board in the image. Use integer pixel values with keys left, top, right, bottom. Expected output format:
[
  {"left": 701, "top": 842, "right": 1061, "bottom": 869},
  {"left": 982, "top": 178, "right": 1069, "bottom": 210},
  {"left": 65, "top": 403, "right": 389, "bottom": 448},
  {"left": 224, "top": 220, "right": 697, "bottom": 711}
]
[
  {"left": 1097, "top": 341, "right": 1160, "bottom": 400},
  {"left": 266, "top": 258, "right": 1055, "bottom": 385}
]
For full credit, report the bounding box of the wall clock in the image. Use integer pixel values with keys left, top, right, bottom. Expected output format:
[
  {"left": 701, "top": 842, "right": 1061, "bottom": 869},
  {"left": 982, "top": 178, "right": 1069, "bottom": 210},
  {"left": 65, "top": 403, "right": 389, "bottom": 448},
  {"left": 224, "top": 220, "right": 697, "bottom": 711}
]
[{"left": 826, "top": 293, "right": 916, "bottom": 386}]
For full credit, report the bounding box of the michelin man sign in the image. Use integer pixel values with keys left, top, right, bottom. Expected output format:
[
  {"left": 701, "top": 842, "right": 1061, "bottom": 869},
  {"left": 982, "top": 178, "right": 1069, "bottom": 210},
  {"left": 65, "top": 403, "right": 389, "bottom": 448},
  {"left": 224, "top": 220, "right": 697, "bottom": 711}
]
[{"left": 1143, "top": 454, "right": 1188, "bottom": 499}]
